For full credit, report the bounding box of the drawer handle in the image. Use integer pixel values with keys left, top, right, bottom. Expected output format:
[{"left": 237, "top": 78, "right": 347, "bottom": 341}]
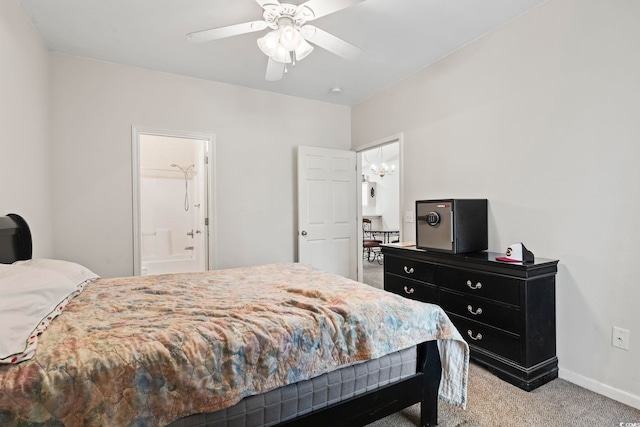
[
  {"left": 467, "top": 305, "right": 483, "bottom": 315},
  {"left": 466, "top": 280, "right": 482, "bottom": 290},
  {"left": 403, "top": 266, "right": 415, "bottom": 274},
  {"left": 403, "top": 286, "right": 415, "bottom": 294},
  {"left": 467, "top": 330, "right": 483, "bottom": 341}
]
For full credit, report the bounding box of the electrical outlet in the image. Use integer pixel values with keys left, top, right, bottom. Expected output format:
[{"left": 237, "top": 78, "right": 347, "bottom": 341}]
[
  {"left": 612, "top": 327, "right": 630, "bottom": 350},
  {"left": 404, "top": 211, "right": 414, "bottom": 223}
]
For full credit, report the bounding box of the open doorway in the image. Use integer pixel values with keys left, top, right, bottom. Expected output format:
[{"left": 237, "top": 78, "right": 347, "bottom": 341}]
[
  {"left": 357, "top": 135, "right": 402, "bottom": 288},
  {"left": 132, "top": 127, "right": 215, "bottom": 276}
]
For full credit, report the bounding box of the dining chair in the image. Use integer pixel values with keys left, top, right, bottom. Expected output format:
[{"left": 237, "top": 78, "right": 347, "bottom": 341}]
[{"left": 363, "top": 218, "right": 382, "bottom": 263}]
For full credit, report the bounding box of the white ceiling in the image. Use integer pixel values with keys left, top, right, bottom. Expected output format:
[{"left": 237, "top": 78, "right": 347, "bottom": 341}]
[{"left": 18, "top": 0, "right": 545, "bottom": 106}]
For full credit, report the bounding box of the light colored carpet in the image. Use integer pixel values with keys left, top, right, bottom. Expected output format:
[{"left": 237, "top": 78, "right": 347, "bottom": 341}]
[
  {"left": 362, "top": 261, "right": 640, "bottom": 426},
  {"left": 366, "top": 362, "right": 640, "bottom": 426},
  {"left": 363, "top": 259, "right": 384, "bottom": 289}
]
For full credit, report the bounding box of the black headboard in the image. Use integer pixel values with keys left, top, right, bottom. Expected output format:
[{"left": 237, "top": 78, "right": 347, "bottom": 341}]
[{"left": 0, "top": 214, "right": 32, "bottom": 264}]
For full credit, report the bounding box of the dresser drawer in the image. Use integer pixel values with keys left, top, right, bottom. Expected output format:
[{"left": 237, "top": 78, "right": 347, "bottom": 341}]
[
  {"left": 449, "top": 314, "right": 521, "bottom": 362},
  {"left": 439, "top": 266, "right": 520, "bottom": 306},
  {"left": 385, "top": 274, "right": 438, "bottom": 304},
  {"left": 385, "top": 256, "right": 436, "bottom": 284},
  {"left": 439, "top": 290, "right": 520, "bottom": 334}
]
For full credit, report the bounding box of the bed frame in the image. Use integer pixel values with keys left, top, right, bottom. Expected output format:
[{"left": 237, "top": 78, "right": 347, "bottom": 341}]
[{"left": 0, "top": 213, "right": 442, "bottom": 427}]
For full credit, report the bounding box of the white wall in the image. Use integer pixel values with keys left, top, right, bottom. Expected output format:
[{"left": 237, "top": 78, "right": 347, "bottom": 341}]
[
  {"left": 352, "top": 0, "right": 640, "bottom": 408},
  {"left": 49, "top": 53, "right": 351, "bottom": 277},
  {"left": 0, "top": 0, "right": 52, "bottom": 256}
]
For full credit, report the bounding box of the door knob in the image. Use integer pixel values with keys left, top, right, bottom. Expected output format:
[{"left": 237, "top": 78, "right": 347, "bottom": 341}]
[{"left": 301, "top": 230, "right": 307, "bottom": 236}]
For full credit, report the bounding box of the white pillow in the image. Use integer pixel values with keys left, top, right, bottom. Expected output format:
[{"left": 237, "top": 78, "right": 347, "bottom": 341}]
[
  {"left": 0, "top": 260, "right": 98, "bottom": 364},
  {"left": 13, "top": 258, "right": 99, "bottom": 284}
]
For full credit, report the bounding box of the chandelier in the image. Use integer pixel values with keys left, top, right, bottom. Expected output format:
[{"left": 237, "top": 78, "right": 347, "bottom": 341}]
[
  {"left": 370, "top": 163, "right": 395, "bottom": 178},
  {"left": 365, "top": 145, "right": 396, "bottom": 178}
]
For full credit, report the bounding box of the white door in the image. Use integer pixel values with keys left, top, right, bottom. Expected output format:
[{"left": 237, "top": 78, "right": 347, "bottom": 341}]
[{"left": 297, "top": 146, "right": 357, "bottom": 280}]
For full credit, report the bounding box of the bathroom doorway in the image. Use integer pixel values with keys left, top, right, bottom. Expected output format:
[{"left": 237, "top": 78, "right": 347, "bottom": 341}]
[{"left": 132, "top": 127, "right": 215, "bottom": 276}]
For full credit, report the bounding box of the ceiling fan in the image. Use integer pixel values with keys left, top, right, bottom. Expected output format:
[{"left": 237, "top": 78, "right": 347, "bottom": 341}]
[{"left": 187, "top": 0, "right": 366, "bottom": 81}]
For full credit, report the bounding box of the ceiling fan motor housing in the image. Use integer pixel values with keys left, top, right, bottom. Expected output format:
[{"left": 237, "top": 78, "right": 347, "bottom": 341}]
[{"left": 263, "top": 3, "right": 314, "bottom": 29}]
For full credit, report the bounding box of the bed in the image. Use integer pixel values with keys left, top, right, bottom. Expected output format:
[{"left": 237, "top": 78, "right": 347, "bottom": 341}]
[{"left": 0, "top": 214, "right": 468, "bottom": 427}]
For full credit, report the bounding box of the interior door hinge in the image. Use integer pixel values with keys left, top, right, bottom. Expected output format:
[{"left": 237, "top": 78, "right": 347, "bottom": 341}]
[
  {"left": 204, "top": 156, "right": 209, "bottom": 164},
  {"left": 205, "top": 217, "right": 209, "bottom": 226}
]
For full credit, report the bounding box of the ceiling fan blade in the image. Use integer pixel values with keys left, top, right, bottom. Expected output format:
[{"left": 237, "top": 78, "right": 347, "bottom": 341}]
[
  {"left": 296, "top": 0, "right": 366, "bottom": 21},
  {"left": 301, "top": 26, "right": 361, "bottom": 60},
  {"left": 187, "top": 21, "right": 268, "bottom": 43},
  {"left": 255, "top": 0, "right": 281, "bottom": 10},
  {"left": 265, "top": 57, "right": 285, "bottom": 81}
]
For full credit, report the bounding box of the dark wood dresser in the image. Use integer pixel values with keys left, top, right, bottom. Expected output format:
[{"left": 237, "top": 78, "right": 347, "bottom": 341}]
[{"left": 382, "top": 244, "right": 559, "bottom": 391}]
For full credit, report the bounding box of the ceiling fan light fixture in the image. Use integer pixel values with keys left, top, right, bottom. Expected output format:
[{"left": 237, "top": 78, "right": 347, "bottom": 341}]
[
  {"left": 294, "top": 38, "right": 314, "bottom": 61},
  {"left": 279, "top": 25, "right": 303, "bottom": 51},
  {"left": 257, "top": 30, "right": 281, "bottom": 57},
  {"left": 272, "top": 45, "right": 292, "bottom": 64}
]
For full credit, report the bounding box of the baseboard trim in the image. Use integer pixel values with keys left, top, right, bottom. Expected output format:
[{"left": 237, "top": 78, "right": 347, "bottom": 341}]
[{"left": 559, "top": 368, "right": 640, "bottom": 410}]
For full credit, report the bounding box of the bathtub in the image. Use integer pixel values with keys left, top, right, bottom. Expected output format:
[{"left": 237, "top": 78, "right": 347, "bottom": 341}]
[{"left": 142, "top": 254, "right": 201, "bottom": 276}]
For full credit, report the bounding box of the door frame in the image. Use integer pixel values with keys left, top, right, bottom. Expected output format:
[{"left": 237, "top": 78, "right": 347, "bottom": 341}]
[
  {"left": 353, "top": 133, "right": 404, "bottom": 283},
  {"left": 131, "top": 126, "right": 217, "bottom": 276}
]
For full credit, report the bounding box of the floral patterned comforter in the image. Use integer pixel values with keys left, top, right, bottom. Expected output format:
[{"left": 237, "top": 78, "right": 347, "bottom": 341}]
[{"left": 0, "top": 263, "right": 468, "bottom": 426}]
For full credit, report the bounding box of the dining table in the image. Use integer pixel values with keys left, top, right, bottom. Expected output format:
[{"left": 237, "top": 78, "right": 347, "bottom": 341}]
[{"left": 370, "top": 229, "right": 400, "bottom": 244}]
